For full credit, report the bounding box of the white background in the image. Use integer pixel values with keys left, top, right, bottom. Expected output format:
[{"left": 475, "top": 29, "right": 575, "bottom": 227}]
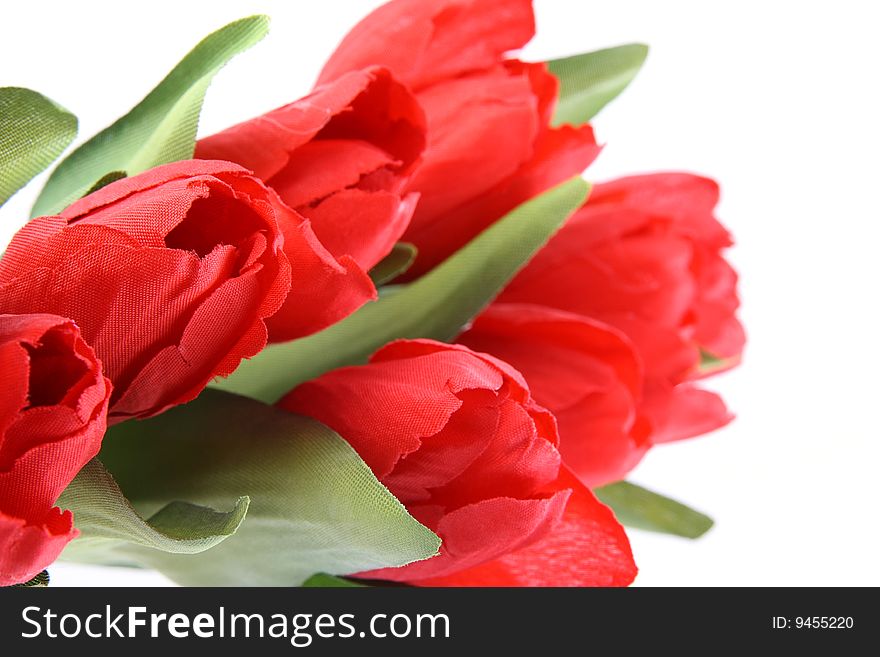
[{"left": 2, "top": 0, "right": 878, "bottom": 586}]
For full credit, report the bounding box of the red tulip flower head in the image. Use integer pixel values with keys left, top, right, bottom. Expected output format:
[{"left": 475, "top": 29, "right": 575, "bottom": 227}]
[
  {"left": 318, "top": 0, "right": 602, "bottom": 276},
  {"left": 489, "top": 174, "right": 743, "bottom": 475},
  {"left": 279, "top": 339, "right": 636, "bottom": 586},
  {"left": 197, "top": 66, "right": 427, "bottom": 338},
  {"left": 0, "top": 314, "right": 110, "bottom": 585},
  {"left": 0, "top": 161, "right": 297, "bottom": 421}
]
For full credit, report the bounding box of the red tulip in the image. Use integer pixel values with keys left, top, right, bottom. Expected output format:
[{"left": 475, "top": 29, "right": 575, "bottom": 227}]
[
  {"left": 197, "top": 66, "right": 426, "bottom": 303},
  {"left": 0, "top": 314, "right": 110, "bottom": 585},
  {"left": 279, "top": 339, "right": 636, "bottom": 586},
  {"left": 498, "top": 173, "right": 743, "bottom": 445},
  {"left": 317, "top": 0, "right": 601, "bottom": 277},
  {"left": 0, "top": 161, "right": 299, "bottom": 421}
]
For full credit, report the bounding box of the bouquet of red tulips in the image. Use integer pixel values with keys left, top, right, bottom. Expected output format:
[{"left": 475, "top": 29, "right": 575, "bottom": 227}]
[{"left": 0, "top": 0, "right": 743, "bottom": 587}]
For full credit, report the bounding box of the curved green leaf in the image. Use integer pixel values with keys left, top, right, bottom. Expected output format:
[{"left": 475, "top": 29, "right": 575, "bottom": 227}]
[
  {"left": 58, "top": 459, "right": 249, "bottom": 565},
  {"left": 84, "top": 170, "right": 127, "bottom": 196},
  {"left": 31, "top": 16, "right": 269, "bottom": 217},
  {"left": 88, "top": 389, "right": 440, "bottom": 586},
  {"left": 595, "top": 481, "right": 714, "bottom": 539},
  {"left": 216, "top": 177, "right": 590, "bottom": 403},
  {"left": 549, "top": 44, "right": 648, "bottom": 127},
  {"left": 0, "top": 87, "right": 77, "bottom": 207},
  {"left": 369, "top": 242, "right": 417, "bottom": 286}
]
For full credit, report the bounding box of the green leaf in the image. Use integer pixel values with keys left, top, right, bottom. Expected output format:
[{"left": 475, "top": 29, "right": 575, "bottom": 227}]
[
  {"left": 31, "top": 16, "right": 269, "bottom": 217},
  {"left": 216, "top": 177, "right": 590, "bottom": 403},
  {"left": 698, "top": 348, "right": 739, "bottom": 375},
  {"left": 549, "top": 44, "right": 648, "bottom": 127},
  {"left": 369, "top": 242, "right": 417, "bottom": 286},
  {"left": 58, "top": 459, "right": 249, "bottom": 565},
  {"left": 84, "top": 389, "right": 440, "bottom": 586},
  {"left": 83, "top": 170, "right": 127, "bottom": 196},
  {"left": 302, "top": 573, "right": 366, "bottom": 588},
  {"left": 595, "top": 481, "right": 714, "bottom": 539},
  {"left": 0, "top": 87, "right": 77, "bottom": 207}
]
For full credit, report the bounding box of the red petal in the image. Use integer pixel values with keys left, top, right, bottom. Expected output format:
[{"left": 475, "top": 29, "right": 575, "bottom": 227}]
[
  {"left": 405, "top": 122, "right": 600, "bottom": 277},
  {"left": 432, "top": 397, "right": 561, "bottom": 507},
  {"left": 269, "top": 140, "right": 397, "bottom": 210},
  {"left": 198, "top": 67, "right": 425, "bottom": 286},
  {"left": 591, "top": 173, "right": 730, "bottom": 248},
  {"left": 318, "top": 0, "right": 535, "bottom": 90},
  {"left": 0, "top": 412, "right": 106, "bottom": 517},
  {"left": 0, "top": 337, "right": 32, "bottom": 439},
  {"left": 0, "top": 315, "right": 109, "bottom": 509},
  {"left": 459, "top": 304, "right": 650, "bottom": 486},
  {"left": 643, "top": 382, "right": 733, "bottom": 444},
  {"left": 372, "top": 338, "right": 531, "bottom": 396},
  {"left": 360, "top": 492, "right": 569, "bottom": 583},
  {"left": 278, "top": 342, "right": 506, "bottom": 479},
  {"left": 692, "top": 248, "right": 745, "bottom": 359},
  {"left": 0, "top": 508, "right": 77, "bottom": 586},
  {"left": 507, "top": 60, "right": 560, "bottom": 129},
  {"left": 298, "top": 190, "right": 416, "bottom": 271},
  {"left": 605, "top": 316, "right": 700, "bottom": 384},
  {"left": 0, "top": 315, "right": 108, "bottom": 585},
  {"left": 415, "top": 469, "right": 637, "bottom": 586},
  {"left": 504, "top": 230, "right": 697, "bottom": 330},
  {"left": 499, "top": 171, "right": 742, "bottom": 387},
  {"left": 111, "top": 260, "right": 282, "bottom": 419},
  {"left": 197, "top": 67, "right": 424, "bottom": 188},
  {"left": 60, "top": 160, "right": 252, "bottom": 220},
  {"left": 383, "top": 388, "right": 500, "bottom": 502},
  {"left": 406, "top": 66, "right": 541, "bottom": 223},
  {"left": 265, "top": 215, "right": 375, "bottom": 342}
]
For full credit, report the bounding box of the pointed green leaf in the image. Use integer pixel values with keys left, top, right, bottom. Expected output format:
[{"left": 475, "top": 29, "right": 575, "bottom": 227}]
[
  {"left": 369, "top": 242, "right": 418, "bottom": 286},
  {"left": 549, "top": 44, "right": 648, "bottom": 126},
  {"left": 58, "top": 459, "right": 249, "bottom": 565},
  {"left": 84, "top": 389, "right": 439, "bottom": 586},
  {"left": 216, "top": 177, "right": 590, "bottom": 403},
  {"left": 83, "top": 170, "right": 127, "bottom": 196},
  {"left": 31, "top": 16, "right": 269, "bottom": 217},
  {"left": 595, "top": 481, "right": 714, "bottom": 539},
  {"left": 0, "top": 87, "right": 77, "bottom": 207},
  {"left": 302, "top": 573, "right": 367, "bottom": 588},
  {"left": 698, "top": 348, "right": 740, "bottom": 376}
]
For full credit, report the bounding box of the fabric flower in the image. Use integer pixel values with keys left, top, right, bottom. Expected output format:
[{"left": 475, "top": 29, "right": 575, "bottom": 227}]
[
  {"left": 0, "top": 161, "right": 297, "bottom": 421},
  {"left": 197, "top": 66, "right": 426, "bottom": 315},
  {"left": 458, "top": 303, "right": 651, "bottom": 487},
  {"left": 0, "top": 314, "right": 110, "bottom": 585},
  {"left": 278, "top": 339, "right": 636, "bottom": 586},
  {"left": 317, "top": 0, "right": 601, "bottom": 277},
  {"left": 497, "top": 173, "right": 744, "bottom": 446}
]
